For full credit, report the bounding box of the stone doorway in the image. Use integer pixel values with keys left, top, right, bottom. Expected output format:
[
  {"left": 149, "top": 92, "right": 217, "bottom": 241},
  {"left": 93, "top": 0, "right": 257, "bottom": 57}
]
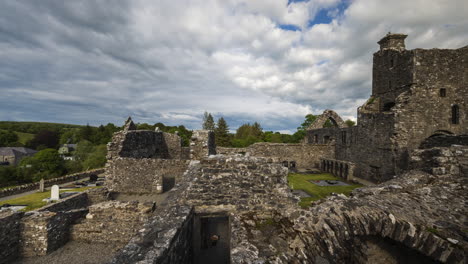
[{"left": 193, "top": 214, "right": 230, "bottom": 264}]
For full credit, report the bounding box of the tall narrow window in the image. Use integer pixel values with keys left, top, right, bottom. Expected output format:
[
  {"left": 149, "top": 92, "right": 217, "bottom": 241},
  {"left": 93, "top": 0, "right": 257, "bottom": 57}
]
[
  {"left": 314, "top": 134, "right": 318, "bottom": 143},
  {"left": 440, "top": 88, "right": 446, "bottom": 97},
  {"left": 341, "top": 131, "right": 347, "bottom": 143},
  {"left": 390, "top": 58, "right": 394, "bottom": 67},
  {"left": 388, "top": 80, "right": 392, "bottom": 89},
  {"left": 452, "top": 105, "right": 459, "bottom": 124}
]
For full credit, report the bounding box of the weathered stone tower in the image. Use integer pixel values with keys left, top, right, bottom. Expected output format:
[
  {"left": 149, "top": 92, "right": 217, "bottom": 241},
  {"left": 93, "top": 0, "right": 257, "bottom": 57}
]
[{"left": 309, "top": 33, "right": 468, "bottom": 182}]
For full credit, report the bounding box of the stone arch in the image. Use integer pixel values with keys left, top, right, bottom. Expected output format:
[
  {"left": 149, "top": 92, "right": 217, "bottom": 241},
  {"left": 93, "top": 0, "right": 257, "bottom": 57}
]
[
  {"left": 308, "top": 110, "right": 346, "bottom": 130},
  {"left": 306, "top": 209, "right": 464, "bottom": 263}
]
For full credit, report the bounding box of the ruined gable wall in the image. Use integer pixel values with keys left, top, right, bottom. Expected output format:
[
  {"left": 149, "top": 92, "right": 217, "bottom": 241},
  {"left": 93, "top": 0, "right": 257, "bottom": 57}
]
[
  {"left": 107, "top": 130, "right": 183, "bottom": 160},
  {"left": 106, "top": 158, "right": 190, "bottom": 194}
]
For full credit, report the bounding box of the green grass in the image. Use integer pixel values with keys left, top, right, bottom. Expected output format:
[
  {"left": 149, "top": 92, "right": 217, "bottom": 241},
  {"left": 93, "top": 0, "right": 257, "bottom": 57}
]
[
  {"left": 0, "top": 129, "right": 35, "bottom": 144},
  {"left": 0, "top": 186, "right": 99, "bottom": 211},
  {"left": 15, "top": 131, "right": 34, "bottom": 144},
  {"left": 288, "top": 173, "right": 362, "bottom": 208}
]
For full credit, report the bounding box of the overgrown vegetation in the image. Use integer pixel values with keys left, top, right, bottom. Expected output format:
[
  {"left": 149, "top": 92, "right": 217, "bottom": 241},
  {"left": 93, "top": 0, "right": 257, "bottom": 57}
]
[{"left": 287, "top": 173, "right": 362, "bottom": 208}]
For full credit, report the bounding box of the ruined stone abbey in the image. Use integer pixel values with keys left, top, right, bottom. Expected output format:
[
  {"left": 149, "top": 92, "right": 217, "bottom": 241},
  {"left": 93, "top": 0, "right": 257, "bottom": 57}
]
[{"left": 1, "top": 33, "right": 466, "bottom": 264}]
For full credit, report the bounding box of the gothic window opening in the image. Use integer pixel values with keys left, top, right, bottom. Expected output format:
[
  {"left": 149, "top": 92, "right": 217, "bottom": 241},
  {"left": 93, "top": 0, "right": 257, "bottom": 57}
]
[
  {"left": 452, "top": 105, "right": 459, "bottom": 124},
  {"left": 341, "top": 131, "right": 347, "bottom": 144}
]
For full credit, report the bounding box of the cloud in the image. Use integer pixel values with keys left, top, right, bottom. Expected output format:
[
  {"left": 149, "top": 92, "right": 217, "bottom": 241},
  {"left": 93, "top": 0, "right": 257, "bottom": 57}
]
[{"left": 0, "top": 0, "right": 467, "bottom": 132}]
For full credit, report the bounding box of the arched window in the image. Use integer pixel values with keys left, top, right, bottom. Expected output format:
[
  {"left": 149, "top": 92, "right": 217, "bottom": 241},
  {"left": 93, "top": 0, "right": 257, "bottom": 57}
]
[{"left": 452, "top": 105, "right": 459, "bottom": 124}]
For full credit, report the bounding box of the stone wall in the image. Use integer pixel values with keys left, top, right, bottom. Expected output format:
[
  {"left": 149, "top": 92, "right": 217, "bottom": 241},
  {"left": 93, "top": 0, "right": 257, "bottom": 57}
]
[
  {"left": 410, "top": 144, "right": 468, "bottom": 176},
  {"left": 0, "top": 211, "right": 23, "bottom": 264},
  {"left": 230, "top": 169, "right": 467, "bottom": 263},
  {"left": 0, "top": 169, "right": 104, "bottom": 198},
  {"left": 190, "top": 130, "right": 216, "bottom": 160},
  {"left": 106, "top": 158, "right": 190, "bottom": 194},
  {"left": 218, "top": 142, "right": 334, "bottom": 169},
  {"left": 107, "top": 130, "right": 183, "bottom": 160},
  {"left": 109, "top": 163, "right": 198, "bottom": 263},
  {"left": 71, "top": 201, "right": 154, "bottom": 244},
  {"left": 38, "top": 192, "right": 88, "bottom": 213},
  {"left": 20, "top": 209, "right": 87, "bottom": 257},
  {"left": 183, "top": 156, "right": 297, "bottom": 213}
]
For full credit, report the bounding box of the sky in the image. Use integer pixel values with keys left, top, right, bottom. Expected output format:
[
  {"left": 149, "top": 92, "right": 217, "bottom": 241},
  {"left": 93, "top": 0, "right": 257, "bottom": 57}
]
[{"left": 0, "top": 0, "right": 467, "bottom": 133}]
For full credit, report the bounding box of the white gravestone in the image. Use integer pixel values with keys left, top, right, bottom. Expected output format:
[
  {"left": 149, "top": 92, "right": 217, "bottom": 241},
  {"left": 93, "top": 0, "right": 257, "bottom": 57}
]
[{"left": 51, "top": 185, "right": 60, "bottom": 200}]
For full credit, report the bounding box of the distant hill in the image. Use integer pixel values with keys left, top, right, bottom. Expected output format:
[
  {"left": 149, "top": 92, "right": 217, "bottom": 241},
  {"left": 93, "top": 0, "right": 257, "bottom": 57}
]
[{"left": 0, "top": 121, "right": 84, "bottom": 134}]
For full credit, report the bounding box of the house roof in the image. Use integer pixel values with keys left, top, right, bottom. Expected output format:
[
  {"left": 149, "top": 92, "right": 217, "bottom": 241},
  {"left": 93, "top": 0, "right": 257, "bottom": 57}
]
[{"left": 0, "top": 147, "right": 38, "bottom": 156}]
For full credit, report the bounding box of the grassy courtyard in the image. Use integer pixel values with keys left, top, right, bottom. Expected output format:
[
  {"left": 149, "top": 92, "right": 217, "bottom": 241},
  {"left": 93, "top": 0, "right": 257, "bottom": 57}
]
[
  {"left": 288, "top": 173, "right": 362, "bottom": 208},
  {"left": 0, "top": 186, "right": 99, "bottom": 211}
]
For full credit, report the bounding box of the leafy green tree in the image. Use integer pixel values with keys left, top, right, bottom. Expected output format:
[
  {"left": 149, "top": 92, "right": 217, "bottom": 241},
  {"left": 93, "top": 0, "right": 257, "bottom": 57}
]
[
  {"left": 0, "top": 130, "right": 19, "bottom": 147},
  {"left": 74, "top": 140, "right": 94, "bottom": 161},
  {"left": 0, "top": 166, "right": 18, "bottom": 186},
  {"left": 17, "top": 149, "right": 65, "bottom": 182},
  {"left": 27, "top": 130, "right": 59, "bottom": 150},
  {"left": 345, "top": 119, "right": 356, "bottom": 127},
  {"left": 82, "top": 145, "right": 107, "bottom": 170},
  {"left": 297, "top": 114, "right": 317, "bottom": 131},
  {"left": 323, "top": 119, "right": 334, "bottom": 128},
  {"left": 215, "top": 117, "right": 231, "bottom": 147},
  {"left": 202, "top": 112, "right": 215, "bottom": 130},
  {"left": 79, "top": 124, "right": 94, "bottom": 141}
]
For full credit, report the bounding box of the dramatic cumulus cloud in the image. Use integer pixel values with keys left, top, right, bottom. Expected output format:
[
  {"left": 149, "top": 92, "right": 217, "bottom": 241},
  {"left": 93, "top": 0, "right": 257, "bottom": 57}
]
[{"left": 0, "top": 0, "right": 467, "bottom": 132}]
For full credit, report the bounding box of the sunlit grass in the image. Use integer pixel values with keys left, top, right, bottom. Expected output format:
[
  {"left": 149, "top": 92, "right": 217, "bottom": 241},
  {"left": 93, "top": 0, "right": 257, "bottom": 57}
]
[
  {"left": 0, "top": 186, "right": 100, "bottom": 211},
  {"left": 288, "top": 173, "right": 362, "bottom": 208}
]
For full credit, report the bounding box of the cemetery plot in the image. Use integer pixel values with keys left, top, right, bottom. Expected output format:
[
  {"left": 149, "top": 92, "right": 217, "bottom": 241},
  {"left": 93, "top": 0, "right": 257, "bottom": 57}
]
[
  {"left": 0, "top": 186, "right": 99, "bottom": 211},
  {"left": 288, "top": 173, "right": 362, "bottom": 208}
]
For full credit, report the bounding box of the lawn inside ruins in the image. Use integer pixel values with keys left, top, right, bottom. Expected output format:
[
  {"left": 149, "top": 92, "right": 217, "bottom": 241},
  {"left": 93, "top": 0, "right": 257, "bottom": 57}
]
[
  {"left": 288, "top": 173, "right": 362, "bottom": 208},
  {"left": 0, "top": 186, "right": 100, "bottom": 211}
]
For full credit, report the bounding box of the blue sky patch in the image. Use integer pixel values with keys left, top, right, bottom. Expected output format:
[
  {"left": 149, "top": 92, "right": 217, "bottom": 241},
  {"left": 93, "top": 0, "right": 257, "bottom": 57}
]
[{"left": 279, "top": 24, "right": 301, "bottom": 31}]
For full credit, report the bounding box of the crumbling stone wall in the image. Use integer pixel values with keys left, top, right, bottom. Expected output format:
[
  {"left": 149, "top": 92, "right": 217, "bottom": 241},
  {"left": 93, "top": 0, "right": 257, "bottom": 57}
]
[
  {"left": 182, "top": 156, "right": 297, "bottom": 213},
  {"left": 106, "top": 158, "right": 190, "bottom": 194},
  {"left": 0, "top": 211, "right": 23, "bottom": 264},
  {"left": 218, "top": 143, "right": 334, "bottom": 169},
  {"left": 230, "top": 169, "right": 467, "bottom": 263},
  {"left": 107, "top": 130, "right": 183, "bottom": 160},
  {"left": 190, "top": 130, "right": 216, "bottom": 160},
  {"left": 411, "top": 144, "right": 468, "bottom": 176},
  {"left": 20, "top": 209, "right": 87, "bottom": 257},
  {"left": 71, "top": 201, "right": 154, "bottom": 244}
]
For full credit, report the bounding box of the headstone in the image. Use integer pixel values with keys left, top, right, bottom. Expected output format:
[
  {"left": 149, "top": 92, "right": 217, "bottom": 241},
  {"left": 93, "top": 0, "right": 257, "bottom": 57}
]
[
  {"left": 51, "top": 185, "right": 60, "bottom": 200},
  {"left": 39, "top": 178, "right": 45, "bottom": 192}
]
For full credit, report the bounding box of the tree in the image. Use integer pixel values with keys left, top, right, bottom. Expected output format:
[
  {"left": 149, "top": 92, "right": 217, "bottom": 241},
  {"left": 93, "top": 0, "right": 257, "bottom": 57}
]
[
  {"left": 82, "top": 145, "right": 107, "bottom": 170},
  {"left": 0, "top": 130, "right": 19, "bottom": 147},
  {"left": 297, "top": 114, "right": 317, "bottom": 131},
  {"left": 79, "top": 124, "right": 94, "bottom": 141},
  {"left": 345, "top": 119, "right": 356, "bottom": 127},
  {"left": 17, "top": 149, "right": 65, "bottom": 182},
  {"left": 202, "top": 112, "right": 215, "bottom": 130},
  {"left": 215, "top": 117, "right": 230, "bottom": 147},
  {"left": 27, "top": 130, "right": 59, "bottom": 150}
]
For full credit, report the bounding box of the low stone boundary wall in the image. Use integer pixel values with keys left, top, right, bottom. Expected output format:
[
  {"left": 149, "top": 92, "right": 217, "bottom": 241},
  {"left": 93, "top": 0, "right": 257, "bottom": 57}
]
[
  {"left": 0, "top": 168, "right": 104, "bottom": 198},
  {"left": 38, "top": 192, "right": 88, "bottom": 213}
]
